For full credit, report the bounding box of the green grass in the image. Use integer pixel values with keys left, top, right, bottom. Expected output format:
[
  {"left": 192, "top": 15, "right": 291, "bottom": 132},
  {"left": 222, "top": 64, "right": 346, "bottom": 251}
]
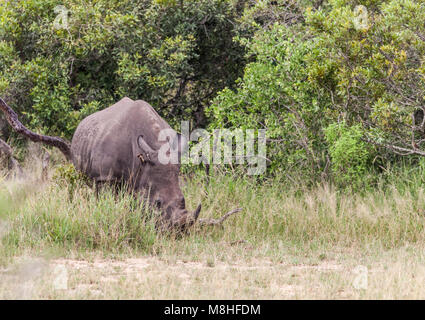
[{"left": 4, "top": 184, "right": 158, "bottom": 253}]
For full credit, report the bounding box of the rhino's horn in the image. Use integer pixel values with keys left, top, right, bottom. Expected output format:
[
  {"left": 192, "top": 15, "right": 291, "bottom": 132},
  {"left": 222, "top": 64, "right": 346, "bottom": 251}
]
[{"left": 192, "top": 203, "right": 202, "bottom": 221}]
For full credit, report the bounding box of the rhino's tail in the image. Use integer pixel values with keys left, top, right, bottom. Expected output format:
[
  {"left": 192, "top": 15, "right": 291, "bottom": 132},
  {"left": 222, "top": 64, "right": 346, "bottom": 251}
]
[{"left": 0, "top": 97, "right": 72, "bottom": 161}]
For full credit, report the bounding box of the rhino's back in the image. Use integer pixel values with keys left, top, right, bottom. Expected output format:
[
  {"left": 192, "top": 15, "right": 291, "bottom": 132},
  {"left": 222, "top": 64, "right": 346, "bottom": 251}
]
[{"left": 70, "top": 97, "right": 169, "bottom": 182}]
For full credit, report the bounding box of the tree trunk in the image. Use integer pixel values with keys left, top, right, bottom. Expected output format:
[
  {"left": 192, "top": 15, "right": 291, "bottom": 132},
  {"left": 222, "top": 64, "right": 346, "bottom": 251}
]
[{"left": 0, "top": 116, "right": 10, "bottom": 139}]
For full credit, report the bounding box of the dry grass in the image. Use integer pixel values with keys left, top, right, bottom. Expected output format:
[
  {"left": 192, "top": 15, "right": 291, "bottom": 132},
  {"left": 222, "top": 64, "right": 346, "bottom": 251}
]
[{"left": 1, "top": 245, "right": 425, "bottom": 299}]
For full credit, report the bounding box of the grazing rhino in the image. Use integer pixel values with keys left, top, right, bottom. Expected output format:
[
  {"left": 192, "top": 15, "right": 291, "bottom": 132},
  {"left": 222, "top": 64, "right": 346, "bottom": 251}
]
[{"left": 0, "top": 97, "right": 201, "bottom": 230}]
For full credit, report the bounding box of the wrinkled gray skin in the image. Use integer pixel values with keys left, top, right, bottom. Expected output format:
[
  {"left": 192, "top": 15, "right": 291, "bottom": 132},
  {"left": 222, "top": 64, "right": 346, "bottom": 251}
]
[{"left": 71, "top": 97, "right": 201, "bottom": 229}]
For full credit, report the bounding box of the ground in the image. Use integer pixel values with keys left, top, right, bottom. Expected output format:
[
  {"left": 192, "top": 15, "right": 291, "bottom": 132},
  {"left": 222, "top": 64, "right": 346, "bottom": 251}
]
[{"left": 1, "top": 244, "right": 425, "bottom": 299}]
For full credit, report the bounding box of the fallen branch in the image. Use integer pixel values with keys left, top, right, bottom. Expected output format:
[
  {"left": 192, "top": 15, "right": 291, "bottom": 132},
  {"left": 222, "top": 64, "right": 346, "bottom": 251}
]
[{"left": 198, "top": 208, "right": 242, "bottom": 226}]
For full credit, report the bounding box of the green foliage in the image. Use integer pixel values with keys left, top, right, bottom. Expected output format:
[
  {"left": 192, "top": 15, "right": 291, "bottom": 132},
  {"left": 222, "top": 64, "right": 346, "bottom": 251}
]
[
  {"left": 0, "top": 0, "right": 247, "bottom": 138},
  {"left": 303, "top": 0, "right": 425, "bottom": 157},
  {"left": 324, "top": 122, "right": 372, "bottom": 187},
  {"left": 209, "top": 0, "right": 425, "bottom": 182},
  {"left": 53, "top": 163, "right": 89, "bottom": 199},
  {"left": 209, "top": 22, "right": 334, "bottom": 180},
  {"left": 53, "top": 163, "right": 86, "bottom": 186}
]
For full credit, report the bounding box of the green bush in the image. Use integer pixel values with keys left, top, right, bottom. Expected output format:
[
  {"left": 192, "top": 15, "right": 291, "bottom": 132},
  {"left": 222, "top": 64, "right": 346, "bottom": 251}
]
[
  {"left": 209, "top": 0, "right": 425, "bottom": 181},
  {"left": 304, "top": 0, "right": 425, "bottom": 156},
  {"left": 208, "top": 22, "right": 334, "bottom": 180},
  {"left": 53, "top": 163, "right": 90, "bottom": 200},
  {"left": 0, "top": 0, "right": 247, "bottom": 138},
  {"left": 324, "top": 122, "right": 373, "bottom": 187}
]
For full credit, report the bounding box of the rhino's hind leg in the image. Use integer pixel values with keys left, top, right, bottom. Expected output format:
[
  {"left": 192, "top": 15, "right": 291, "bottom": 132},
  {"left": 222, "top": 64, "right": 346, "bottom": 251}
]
[
  {"left": 95, "top": 181, "right": 101, "bottom": 198},
  {"left": 94, "top": 180, "right": 109, "bottom": 199}
]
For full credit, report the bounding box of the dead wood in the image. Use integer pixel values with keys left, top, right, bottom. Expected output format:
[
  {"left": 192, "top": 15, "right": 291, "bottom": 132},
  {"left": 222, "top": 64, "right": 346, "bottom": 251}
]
[
  {"left": 198, "top": 208, "right": 242, "bottom": 226},
  {"left": 0, "top": 98, "right": 71, "bottom": 161}
]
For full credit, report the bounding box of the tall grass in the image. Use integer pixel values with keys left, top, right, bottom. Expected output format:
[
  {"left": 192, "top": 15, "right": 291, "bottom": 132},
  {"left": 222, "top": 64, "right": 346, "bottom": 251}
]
[
  {"left": 1, "top": 165, "right": 425, "bottom": 259},
  {"left": 3, "top": 183, "right": 158, "bottom": 253}
]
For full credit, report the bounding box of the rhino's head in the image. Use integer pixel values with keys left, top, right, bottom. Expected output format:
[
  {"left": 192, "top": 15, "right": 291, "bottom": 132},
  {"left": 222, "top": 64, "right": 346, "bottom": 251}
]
[{"left": 135, "top": 133, "right": 201, "bottom": 230}]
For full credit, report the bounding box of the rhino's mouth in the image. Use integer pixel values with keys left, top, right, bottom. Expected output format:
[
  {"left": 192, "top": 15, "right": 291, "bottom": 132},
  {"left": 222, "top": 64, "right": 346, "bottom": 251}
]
[
  {"left": 172, "top": 204, "right": 201, "bottom": 228},
  {"left": 155, "top": 203, "right": 202, "bottom": 232}
]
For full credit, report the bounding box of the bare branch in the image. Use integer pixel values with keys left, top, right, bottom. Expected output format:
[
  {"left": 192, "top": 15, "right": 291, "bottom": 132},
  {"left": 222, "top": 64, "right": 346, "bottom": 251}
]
[
  {"left": 0, "top": 98, "right": 71, "bottom": 160},
  {"left": 365, "top": 137, "right": 425, "bottom": 157},
  {"left": 198, "top": 208, "right": 242, "bottom": 226}
]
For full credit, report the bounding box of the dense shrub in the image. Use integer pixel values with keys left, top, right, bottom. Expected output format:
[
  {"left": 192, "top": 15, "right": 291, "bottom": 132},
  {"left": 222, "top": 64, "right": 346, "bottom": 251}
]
[
  {"left": 0, "top": 0, "right": 247, "bottom": 138},
  {"left": 208, "top": 23, "right": 334, "bottom": 179},
  {"left": 209, "top": 0, "right": 425, "bottom": 181},
  {"left": 324, "top": 122, "right": 373, "bottom": 187},
  {"left": 304, "top": 0, "right": 425, "bottom": 159}
]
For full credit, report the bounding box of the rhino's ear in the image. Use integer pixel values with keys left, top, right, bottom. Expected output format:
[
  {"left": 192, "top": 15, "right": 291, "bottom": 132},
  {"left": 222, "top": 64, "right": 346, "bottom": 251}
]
[{"left": 137, "top": 135, "right": 157, "bottom": 164}]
